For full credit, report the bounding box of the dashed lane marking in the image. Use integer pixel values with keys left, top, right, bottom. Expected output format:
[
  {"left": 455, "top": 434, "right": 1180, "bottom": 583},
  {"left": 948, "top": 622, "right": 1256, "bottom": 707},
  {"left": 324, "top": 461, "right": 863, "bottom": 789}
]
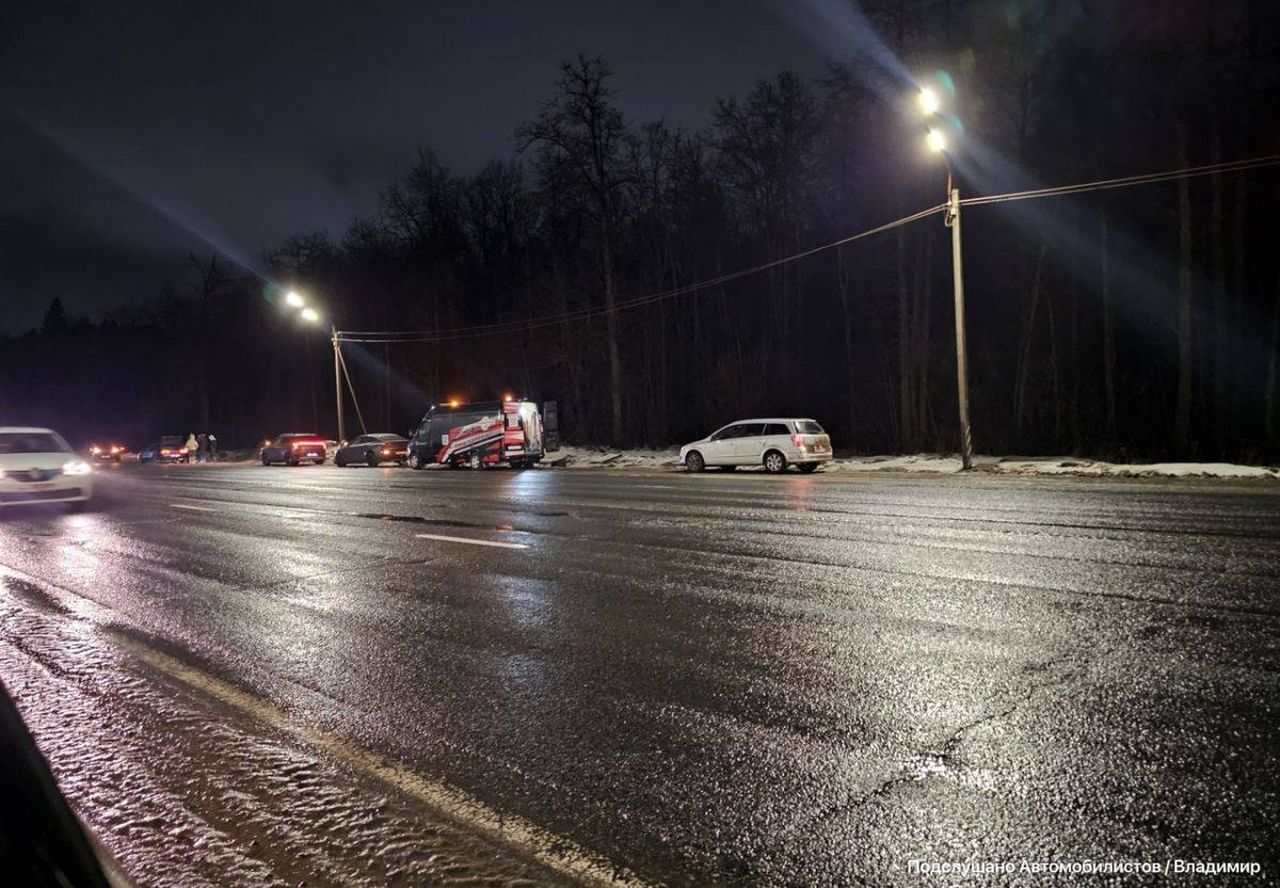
[
  {"left": 169, "top": 503, "right": 219, "bottom": 513},
  {"left": 414, "top": 533, "right": 529, "bottom": 550}
]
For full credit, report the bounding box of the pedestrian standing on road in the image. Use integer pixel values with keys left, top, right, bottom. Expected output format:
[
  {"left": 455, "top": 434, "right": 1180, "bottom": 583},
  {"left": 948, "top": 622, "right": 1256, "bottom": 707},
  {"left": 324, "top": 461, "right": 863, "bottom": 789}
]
[
  {"left": 208, "top": 433, "right": 218, "bottom": 462},
  {"left": 185, "top": 433, "right": 198, "bottom": 464},
  {"left": 197, "top": 433, "right": 208, "bottom": 463}
]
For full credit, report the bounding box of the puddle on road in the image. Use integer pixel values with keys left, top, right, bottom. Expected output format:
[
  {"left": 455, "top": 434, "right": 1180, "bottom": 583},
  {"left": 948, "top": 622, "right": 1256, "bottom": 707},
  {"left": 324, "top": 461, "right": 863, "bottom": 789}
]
[
  {"left": 352, "top": 512, "right": 567, "bottom": 533},
  {"left": 351, "top": 513, "right": 520, "bottom": 533}
]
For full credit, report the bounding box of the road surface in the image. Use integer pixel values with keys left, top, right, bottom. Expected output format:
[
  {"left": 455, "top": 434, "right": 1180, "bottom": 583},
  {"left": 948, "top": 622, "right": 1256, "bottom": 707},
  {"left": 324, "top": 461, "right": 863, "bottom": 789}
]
[{"left": 1, "top": 463, "right": 1277, "bottom": 885}]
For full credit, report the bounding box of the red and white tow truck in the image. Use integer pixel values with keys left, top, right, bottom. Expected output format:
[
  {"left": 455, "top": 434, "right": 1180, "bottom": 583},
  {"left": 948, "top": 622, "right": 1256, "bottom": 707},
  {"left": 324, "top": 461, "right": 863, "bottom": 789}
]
[{"left": 408, "top": 399, "right": 558, "bottom": 470}]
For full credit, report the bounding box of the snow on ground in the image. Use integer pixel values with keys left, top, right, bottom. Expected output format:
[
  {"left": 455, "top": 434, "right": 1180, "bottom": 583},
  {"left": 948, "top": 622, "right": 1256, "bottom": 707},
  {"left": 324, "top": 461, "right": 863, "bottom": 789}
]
[{"left": 547, "top": 448, "right": 1279, "bottom": 480}]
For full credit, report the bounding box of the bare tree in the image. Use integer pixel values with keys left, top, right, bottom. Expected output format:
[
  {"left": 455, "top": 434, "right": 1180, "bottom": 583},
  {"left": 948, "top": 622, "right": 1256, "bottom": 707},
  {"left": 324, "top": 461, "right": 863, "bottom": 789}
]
[{"left": 518, "top": 56, "right": 634, "bottom": 444}]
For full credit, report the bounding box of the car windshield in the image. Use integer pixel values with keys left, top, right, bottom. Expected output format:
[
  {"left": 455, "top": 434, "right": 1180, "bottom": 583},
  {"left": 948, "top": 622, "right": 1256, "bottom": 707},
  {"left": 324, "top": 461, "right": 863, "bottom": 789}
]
[
  {"left": 0, "top": 432, "right": 69, "bottom": 454},
  {"left": 797, "top": 421, "right": 825, "bottom": 435}
]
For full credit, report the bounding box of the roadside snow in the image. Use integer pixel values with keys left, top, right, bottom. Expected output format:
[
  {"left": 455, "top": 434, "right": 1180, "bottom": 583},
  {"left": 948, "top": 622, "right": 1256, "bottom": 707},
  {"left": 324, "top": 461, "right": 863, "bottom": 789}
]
[
  {"left": 546, "top": 448, "right": 1279, "bottom": 480},
  {"left": 546, "top": 446, "right": 679, "bottom": 469}
]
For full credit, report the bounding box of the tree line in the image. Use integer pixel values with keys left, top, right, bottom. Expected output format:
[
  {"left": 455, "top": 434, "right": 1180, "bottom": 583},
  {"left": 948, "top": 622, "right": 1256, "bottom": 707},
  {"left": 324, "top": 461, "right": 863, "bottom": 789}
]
[{"left": 3, "top": 0, "right": 1279, "bottom": 460}]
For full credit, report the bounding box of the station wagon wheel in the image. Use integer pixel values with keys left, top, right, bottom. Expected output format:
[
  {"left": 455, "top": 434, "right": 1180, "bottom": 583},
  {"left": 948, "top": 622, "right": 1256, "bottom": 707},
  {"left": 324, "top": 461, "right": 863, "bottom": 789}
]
[
  {"left": 685, "top": 451, "right": 705, "bottom": 473},
  {"left": 763, "top": 450, "right": 787, "bottom": 474},
  {"left": 468, "top": 451, "right": 483, "bottom": 470}
]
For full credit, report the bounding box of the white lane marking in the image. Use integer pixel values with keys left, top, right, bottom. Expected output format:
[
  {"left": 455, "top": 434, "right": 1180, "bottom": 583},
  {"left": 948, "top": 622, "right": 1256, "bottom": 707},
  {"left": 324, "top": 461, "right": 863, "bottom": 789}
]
[
  {"left": 117, "top": 640, "right": 641, "bottom": 887},
  {"left": 169, "top": 503, "right": 219, "bottom": 513},
  {"left": 414, "top": 533, "right": 528, "bottom": 550},
  {"left": 0, "top": 563, "right": 646, "bottom": 887}
]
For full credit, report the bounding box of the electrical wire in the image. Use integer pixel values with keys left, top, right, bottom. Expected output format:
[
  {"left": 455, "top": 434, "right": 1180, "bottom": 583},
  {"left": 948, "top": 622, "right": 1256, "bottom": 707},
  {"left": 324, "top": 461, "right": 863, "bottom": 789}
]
[
  {"left": 960, "top": 154, "right": 1280, "bottom": 207},
  {"left": 334, "top": 153, "right": 1280, "bottom": 346},
  {"left": 336, "top": 201, "right": 945, "bottom": 344}
]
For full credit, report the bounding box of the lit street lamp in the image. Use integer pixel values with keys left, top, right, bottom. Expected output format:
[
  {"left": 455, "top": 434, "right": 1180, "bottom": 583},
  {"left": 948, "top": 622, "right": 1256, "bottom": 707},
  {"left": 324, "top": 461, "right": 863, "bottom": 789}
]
[
  {"left": 919, "top": 87, "right": 974, "bottom": 471},
  {"left": 918, "top": 87, "right": 941, "bottom": 116},
  {"left": 285, "top": 290, "right": 305, "bottom": 308},
  {"left": 300, "top": 306, "right": 320, "bottom": 323}
]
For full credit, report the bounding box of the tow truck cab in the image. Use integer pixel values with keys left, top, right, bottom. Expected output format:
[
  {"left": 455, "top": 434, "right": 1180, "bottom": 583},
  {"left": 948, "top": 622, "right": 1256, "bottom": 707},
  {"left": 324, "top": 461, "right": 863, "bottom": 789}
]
[{"left": 408, "top": 399, "right": 558, "bottom": 469}]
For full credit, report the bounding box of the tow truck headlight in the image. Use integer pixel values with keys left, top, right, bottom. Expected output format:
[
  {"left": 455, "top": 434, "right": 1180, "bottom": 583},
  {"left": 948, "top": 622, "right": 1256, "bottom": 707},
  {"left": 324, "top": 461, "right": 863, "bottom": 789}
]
[{"left": 63, "top": 460, "right": 92, "bottom": 476}]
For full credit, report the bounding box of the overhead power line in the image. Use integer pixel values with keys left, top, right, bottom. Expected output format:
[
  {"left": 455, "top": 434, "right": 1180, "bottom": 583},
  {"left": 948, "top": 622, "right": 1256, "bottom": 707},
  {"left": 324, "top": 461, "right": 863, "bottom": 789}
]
[
  {"left": 336, "top": 153, "right": 1280, "bottom": 345},
  {"left": 960, "top": 153, "right": 1280, "bottom": 207},
  {"left": 336, "top": 202, "right": 946, "bottom": 344}
]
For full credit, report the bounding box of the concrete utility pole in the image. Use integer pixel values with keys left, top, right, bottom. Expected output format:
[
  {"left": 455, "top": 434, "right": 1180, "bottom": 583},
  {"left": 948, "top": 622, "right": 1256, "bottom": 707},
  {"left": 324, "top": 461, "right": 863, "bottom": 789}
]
[
  {"left": 922, "top": 86, "right": 975, "bottom": 472},
  {"left": 332, "top": 326, "right": 345, "bottom": 443},
  {"left": 945, "top": 181, "right": 974, "bottom": 470}
]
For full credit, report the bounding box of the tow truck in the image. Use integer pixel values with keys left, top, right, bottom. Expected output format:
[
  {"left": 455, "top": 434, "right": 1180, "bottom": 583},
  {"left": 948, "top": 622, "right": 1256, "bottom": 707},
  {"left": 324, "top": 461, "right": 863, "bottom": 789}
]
[{"left": 408, "top": 398, "right": 558, "bottom": 470}]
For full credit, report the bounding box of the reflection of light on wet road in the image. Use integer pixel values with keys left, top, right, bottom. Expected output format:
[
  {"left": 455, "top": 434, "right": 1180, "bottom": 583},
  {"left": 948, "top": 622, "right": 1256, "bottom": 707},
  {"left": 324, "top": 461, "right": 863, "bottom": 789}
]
[
  {"left": 786, "top": 476, "right": 817, "bottom": 512},
  {"left": 169, "top": 503, "right": 218, "bottom": 513}
]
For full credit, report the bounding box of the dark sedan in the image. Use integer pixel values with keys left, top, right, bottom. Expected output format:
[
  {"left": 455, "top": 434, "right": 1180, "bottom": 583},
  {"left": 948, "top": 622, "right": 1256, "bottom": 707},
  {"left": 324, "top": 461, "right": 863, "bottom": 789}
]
[
  {"left": 334, "top": 433, "right": 409, "bottom": 467},
  {"left": 260, "top": 433, "right": 327, "bottom": 466}
]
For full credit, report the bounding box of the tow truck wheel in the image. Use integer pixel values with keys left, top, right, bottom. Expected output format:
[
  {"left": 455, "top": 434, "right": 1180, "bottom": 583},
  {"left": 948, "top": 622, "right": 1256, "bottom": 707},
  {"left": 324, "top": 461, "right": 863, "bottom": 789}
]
[
  {"left": 408, "top": 451, "right": 422, "bottom": 470},
  {"left": 468, "top": 451, "right": 483, "bottom": 471}
]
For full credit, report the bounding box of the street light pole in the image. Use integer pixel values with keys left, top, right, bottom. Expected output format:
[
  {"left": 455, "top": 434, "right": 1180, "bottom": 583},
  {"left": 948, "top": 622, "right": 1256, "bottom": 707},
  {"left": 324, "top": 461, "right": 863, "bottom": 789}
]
[
  {"left": 944, "top": 172, "right": 974, "bottom": 470},
  {"left": 332, "top": 326, "right": 345, "bottom": 442},
  {"left": 926, "top": 115, "right": 975, "bottom": 471}
]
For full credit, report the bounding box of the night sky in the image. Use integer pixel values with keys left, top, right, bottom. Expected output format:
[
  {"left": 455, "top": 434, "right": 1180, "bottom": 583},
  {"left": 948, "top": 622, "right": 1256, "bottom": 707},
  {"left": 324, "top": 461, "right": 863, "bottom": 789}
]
[{"left": 0, "top": 1, "right": 846, "bottom": 333}]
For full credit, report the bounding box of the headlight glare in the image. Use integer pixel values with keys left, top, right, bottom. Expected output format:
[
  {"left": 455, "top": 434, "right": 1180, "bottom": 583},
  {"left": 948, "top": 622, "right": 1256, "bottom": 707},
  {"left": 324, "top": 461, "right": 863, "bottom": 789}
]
[{"left": 63, "top": 460, "right": 92, "bottom": 476}]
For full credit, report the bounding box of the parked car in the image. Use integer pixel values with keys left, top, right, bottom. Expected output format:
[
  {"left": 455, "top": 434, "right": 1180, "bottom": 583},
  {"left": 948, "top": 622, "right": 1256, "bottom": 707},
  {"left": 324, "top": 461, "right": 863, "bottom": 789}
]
[
  {"left": 260, "top": 433, "right": 327, "bottom": 466},
  {"left": 139, "top": 442, "right": 159, "bottom": 463},
  {"left": 88, "top": 443, "right": 126, "bottom": 463},
  {"left": 679, "top": 418, "right": 832, "bottom": 474},
  {"left": 156, "top": 435, "right": 189, "bottom": 463},
  {"left": 335, "top": 433, "right": 409, "bottom": 467},
  {"left": 0, "top": 427, "right": 94, "bottom": 509}
]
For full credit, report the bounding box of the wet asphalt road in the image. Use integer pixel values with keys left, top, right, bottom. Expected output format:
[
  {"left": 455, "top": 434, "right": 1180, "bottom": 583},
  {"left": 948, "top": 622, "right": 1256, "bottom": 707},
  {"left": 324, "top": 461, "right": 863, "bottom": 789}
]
[{"left": 1, "top": 462, "right": 1279, "bottom": 886}]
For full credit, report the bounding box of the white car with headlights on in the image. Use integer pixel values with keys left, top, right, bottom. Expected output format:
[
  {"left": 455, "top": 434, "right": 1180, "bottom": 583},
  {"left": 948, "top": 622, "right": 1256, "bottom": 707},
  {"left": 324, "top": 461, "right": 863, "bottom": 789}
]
[
  {"left": 0, "top": 427, "right": 93, "bottom": 509},
  {"left": 679, "top": 418, "right": 832, "bottom": 474}
]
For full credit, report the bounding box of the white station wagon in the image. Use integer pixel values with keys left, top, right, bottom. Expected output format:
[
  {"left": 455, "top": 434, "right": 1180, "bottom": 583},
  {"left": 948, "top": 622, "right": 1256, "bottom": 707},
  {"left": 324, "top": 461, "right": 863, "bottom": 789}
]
[{"left": 679, "top": 418, "right": 832, "bottom": 474}]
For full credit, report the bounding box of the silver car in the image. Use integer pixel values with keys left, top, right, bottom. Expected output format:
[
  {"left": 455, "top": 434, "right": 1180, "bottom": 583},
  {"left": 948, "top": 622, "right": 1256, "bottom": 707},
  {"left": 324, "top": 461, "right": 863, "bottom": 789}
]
[{"left": 679, "top": 418, "right": 832, "bottom": 474}]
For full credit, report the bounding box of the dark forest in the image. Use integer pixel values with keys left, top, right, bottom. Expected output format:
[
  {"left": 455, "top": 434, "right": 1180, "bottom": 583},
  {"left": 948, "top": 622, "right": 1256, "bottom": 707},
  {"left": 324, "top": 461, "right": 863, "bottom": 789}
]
[{"left": 3, "top": 0, "right": 1279, "bottom": 461}]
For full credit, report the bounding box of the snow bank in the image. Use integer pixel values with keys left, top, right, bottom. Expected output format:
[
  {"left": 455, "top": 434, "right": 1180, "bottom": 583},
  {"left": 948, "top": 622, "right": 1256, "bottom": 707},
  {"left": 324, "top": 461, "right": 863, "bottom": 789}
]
[
  {"left": 546, "top": 448, "right": 1279, "bottom": 480},
  {"left": 990, "top": 458, "right": 1280, "bottom": 480},
  {"left": 546, "top": 446, "right": 678, "bottom": 469}
]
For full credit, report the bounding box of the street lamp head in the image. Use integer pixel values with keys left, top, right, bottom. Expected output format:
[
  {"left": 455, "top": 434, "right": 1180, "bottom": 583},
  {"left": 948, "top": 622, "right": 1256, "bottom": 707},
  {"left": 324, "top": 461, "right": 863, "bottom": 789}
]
[
  {"left": 926, "top": 128, "right": 948, "bottom": 154},
  {"left": 300, "top": 307, "right": 320, "bottom": 323},
  {"left": 285, "top": 290, "right": 305, "bottom": 308},
  {"left": 918, "top": 87, "right": 941, "bottom": 116}
]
